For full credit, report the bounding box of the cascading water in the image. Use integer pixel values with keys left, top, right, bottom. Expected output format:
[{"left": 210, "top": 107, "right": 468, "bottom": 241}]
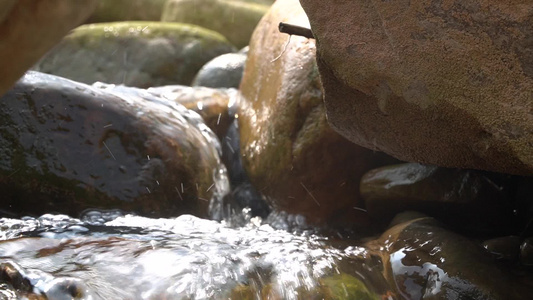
[{"left": 0, "top": 211, "right": 392, "bottom": 299}]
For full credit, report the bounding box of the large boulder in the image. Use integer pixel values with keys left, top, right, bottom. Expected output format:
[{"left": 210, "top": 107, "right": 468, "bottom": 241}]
[
  {"left": 299, "top": 0, "right": 533, "bottom": 175},
  {"left": 161, "top": 0, "right": 269, "bottom": 48},
  {"left": 0, "top": 0, "right": 97, "bottom": 96},
  {"left": 238, "top": 0, "right": 396, "bottom": 227},
  {"left": 33, "top": 21, "right": 236, "bottom": 88},
  {"left": 0, "top": 72, "right": 229, "bottom": 218}
]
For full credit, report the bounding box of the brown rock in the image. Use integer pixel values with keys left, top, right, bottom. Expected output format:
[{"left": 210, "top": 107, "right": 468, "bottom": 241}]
[
  {"left": 300, "top": 0, "right": 533, "bottom": 175},
  {"left": 366, "top": 214, "right": 532, "bottom": 299},
  {"left": 0, "top": 0, "right": 97, "bottom": 96},
  {"left": 148, "top": 85, "right": 236, "bottom": 139},
  {"left": 238, "top": 0, "right": 396, "bottom": 227}
]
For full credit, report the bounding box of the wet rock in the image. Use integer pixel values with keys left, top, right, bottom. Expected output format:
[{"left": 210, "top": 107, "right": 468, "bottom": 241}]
[
  {"left": 521, "top": 238, "right": 533, "bottom": 266},
  {"left": 218, "top": 120, "right": 270, "bottom": 220},
  {"left": 147, "top": 85, "right": 237, "bottom": 139},
  {"left": 86, "top": 0, "right": 167, "bottom": 23},
  {"left": 238, "top": 0, "right": 397, "bottom": 227},
  {"left": 360, "top": 163, "right": 516, "bottom": 234},
  {"left": 300, "top": 0, "right": 533, "bottom": 175},
  {"left": 33, "top": 21, "right": 236, "bottom": 88},
  {"left": 0, "top": 71, "right": 229, "bottom": 218},
  {"left": 161, "top": 0, "right": 269, "bottom": 48},
  {"left": 482, "top": 236, "right": 522, "bottom": 261},
  {"left": 0, "top": 0, "right": 97, "bottom": 96},
  {"left": 367, "top": 213, "right": 533, "bottom": 299},
  {"left": 192, "top": 52, "right": 247, "bottom": 88}
]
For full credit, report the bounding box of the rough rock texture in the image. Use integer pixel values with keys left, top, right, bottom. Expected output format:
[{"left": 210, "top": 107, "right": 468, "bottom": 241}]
[
  {"left": 0, "top": 0, "right": 97, "bottom": 96},
  {"left": 161, "top": 0, "right": 269, "bottom": 48},
  {"left": 192, "top": 52, "right": 247, "bottom": 88},
  {"left": 299, "top": 0, "right": 533, "bottom": 175},
  {"left": 0, "top": 72, "right": 229, "bottom": 218},
  {"left": 33, "top": 22, "right": 236, "bottom": 88},
  {"left": 238, "top": 0, "right": 396, "bottom": 227},
  {"left": 86, "top": 0, "right": 167, "bottom": 23},
  {"left": 366, "top": 213, "right": 533, "bottom": 300},
  {"left": 360, "top": 163, "right": 517, "bottom": 234}
]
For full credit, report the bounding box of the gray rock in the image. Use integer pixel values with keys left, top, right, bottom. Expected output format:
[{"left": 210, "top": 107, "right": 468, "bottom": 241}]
[{"left": 192, "top": 53, "right": 247, "bottom": 88}]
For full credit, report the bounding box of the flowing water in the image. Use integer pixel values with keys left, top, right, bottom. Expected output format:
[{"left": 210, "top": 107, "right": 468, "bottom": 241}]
[{"left": 0, "top": 211, "right": 392, "bottom": 300}]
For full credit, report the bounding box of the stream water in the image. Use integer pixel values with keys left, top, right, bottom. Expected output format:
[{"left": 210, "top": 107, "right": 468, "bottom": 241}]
[{"left": 0, "top": 211, "right": 392, "bottom": 299}]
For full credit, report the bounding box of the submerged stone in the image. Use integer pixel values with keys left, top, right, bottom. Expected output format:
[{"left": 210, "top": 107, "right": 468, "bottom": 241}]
[
  {"left": 33, "top": 21, "right": 236, "bottom": 88},
  {"left": 0, "top": 72, "right": 229, "bottom": 218},
  {"left": 161, "top": 0, "right": 269, "bottom": 48},
  {"left": 238, "top": 0, "right": 397, "bottom": 228},
  {"left": 366, "top": 214, "right": 533, "bottom": 299},
  {"left": 482, "top": 236, "right": 522, "bottom": 261}
]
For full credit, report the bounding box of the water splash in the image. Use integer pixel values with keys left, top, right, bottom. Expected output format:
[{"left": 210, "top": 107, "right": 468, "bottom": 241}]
[{"left": 0, "top": 213, "right": 388, "bottom": 299}]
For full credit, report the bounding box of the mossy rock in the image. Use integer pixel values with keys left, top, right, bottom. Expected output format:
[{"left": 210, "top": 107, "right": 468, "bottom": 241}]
[
  {"left": 161, "top": 0, "right": 269, "bottom": 48},
  {"left": 319, "top": 274, "right": 380, "bottom": 300},
  {"left": 33, "top": 21, "right": 236, "bottom": 88},
  {"left": 86, "top": 0, "right": 167, "bottom": 23}
]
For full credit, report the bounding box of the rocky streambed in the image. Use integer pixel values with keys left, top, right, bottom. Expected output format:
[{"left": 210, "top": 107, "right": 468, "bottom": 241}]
[{"left": 0, "top": 0, "right": 532, "bottom": 299}]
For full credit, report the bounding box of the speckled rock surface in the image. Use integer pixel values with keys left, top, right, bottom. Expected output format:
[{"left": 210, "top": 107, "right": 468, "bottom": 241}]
[
  {"left": 360, "top": 163, "right": 516, "bottom": 234},
  {"left": 0, "top": 0, "right": 97, "bottom": 96},
  {"left": 161, "top": 0, "right": 269, "bottom": 48},
  {"left": 238, "top": 0, "right": 396, "bottom": 227},
  {"left": 300, "top": 0, "right": 533, "bottom": 175},
  {"left": 0, "top": 72, "right": 229, "bottom": 218},
  {"left": 33, "top": 22, "right": 236, "bottom": 88}
]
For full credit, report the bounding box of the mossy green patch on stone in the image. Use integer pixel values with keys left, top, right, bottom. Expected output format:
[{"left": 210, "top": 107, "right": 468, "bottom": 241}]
[
  {"left": 162, "top": 0, "right": 269, "bottom": 48},
  {"left": 319, "top": 274, "right": 380, "bottom": 300},
  {"left": 33, "top": 21, "right": 236, "bottom": 88},
  {"left": 86, "top": 0, "right": 167, "bottom": 23}
]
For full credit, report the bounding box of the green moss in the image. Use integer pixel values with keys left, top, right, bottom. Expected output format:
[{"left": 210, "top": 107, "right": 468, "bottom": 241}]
[
  {"left": 319, "top": 274, "right": 380, "bottom": 300},
  {"left": 69, "top": 21, "right": 231, "bottom": 48}
]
